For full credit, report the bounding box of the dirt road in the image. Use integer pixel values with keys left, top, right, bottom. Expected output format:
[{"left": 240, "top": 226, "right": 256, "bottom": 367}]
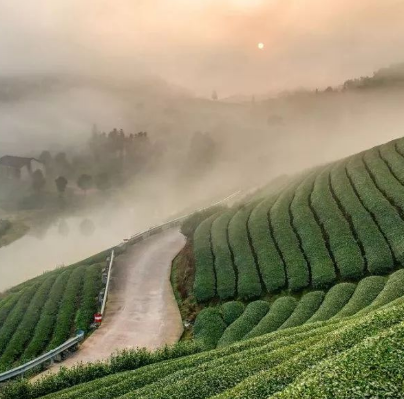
[{"left": 41, "top": 228, "right": 185, "bottom": 374}]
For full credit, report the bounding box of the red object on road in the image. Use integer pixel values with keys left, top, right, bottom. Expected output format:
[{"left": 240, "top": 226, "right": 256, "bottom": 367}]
[{"left": 94, "top": 313, "right": 103, "bottom": 323}]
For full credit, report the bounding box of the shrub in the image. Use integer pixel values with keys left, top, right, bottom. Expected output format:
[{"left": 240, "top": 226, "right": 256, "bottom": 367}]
[
  {"left": 244, "top": 296, "right": 298, "bottom": 340},
  {"left": 221, "top": 301, "right": 245, "bottom": 325},
  {"left": 193, "top": 214, "right": 218, "bottom": 302},
  {"left": 347, "top": 155, "right": 404, "bottom": 264},
  {"left": 21, "top": 270, "right": 72, "bottom": 361},
  {"left": 334, "top": 275, "right": 386, "bottom": 318},
  {"left": 291, "top": 173, "right": 336, "bottom": 288},
  {"left": 194, "top": 308, "right": 227, "bottom": 348},
  {"left": 211, "top": 210, "right": 237, "bottom": 299},
  {"left": 0, "top": 283, "right": 40, "bottom": 359},
  {"left": 181, "top": 206, "right": 225, "bottom": 239},
  {"left": 217, "top": 301, "right": 269, "bottom": 347},
  {"left": 0, "top": 276, "right": 57, "bottom": 368},
  {"left": 308, "top": 282, "right": 356, "bottom": 323},
  {"left": 228, "top": 204, "right": 262, "bottom": 299},
  {"left": 358, "top": 268, "right": 404, "bottom": 314},
  {"left": 311, "top": 167, "right": 365, "bottom": 279},
  {"left": 248, "top": 198, "right": 286, "bottom": 292},
  {"left": 270, "top": 322, "right": 404, "bottom": 399},
  {"left": 279, "top": 291, "right": 325, "bottom": 330},
  {"left": 330, "top": 162, "right": 394, "bottom": 275},
  {"left": 75, "top": 264, "right": 103, "bottom": 332},
  {"left": 47, "top": 266, "right": 86, "bottom": 349}
]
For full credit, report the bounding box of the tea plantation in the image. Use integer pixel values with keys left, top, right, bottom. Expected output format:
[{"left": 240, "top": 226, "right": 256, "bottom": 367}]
[
  {"left": 0, "top": 254, "right": 106, "bottom": 372},
  {"left": 3, "top": 137, "right": 404, "bottom": 398}
]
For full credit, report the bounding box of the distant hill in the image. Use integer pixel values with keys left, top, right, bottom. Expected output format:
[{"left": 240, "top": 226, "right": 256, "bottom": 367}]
[{"left": 343, "top": 63, "right": 404, "bottom": 91}]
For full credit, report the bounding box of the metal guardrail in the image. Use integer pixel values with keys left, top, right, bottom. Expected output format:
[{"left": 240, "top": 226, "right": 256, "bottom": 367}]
[
  {"left": 100, "top": 250, "right": 115, "bottom": 317},
  {"left": 125, "top": 191, "right": 241, "bottom": 246},
  {"left": 0, "top": 190, "right": 241, "bottom": 383},
  {"left": 0, "top": 331, "right": 84, "bottom": 382}
]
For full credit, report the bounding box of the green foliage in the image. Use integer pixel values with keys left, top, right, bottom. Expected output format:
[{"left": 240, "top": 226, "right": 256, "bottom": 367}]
[
  {"left": 0, "top": 276, "right": 57, "bottom": 368},
  {"left": 347, "top": 155, "right": 404, "bottom": 264},
  {"left": 270, "top": 185, "right": 310, "bottom": 291},
  {"left": 0, "top": 284, "right": 40, "bottom": 358},
  {"left": 193, "top": 214, "right": 218, "bottom": 302},
  {"left": 214, "top": 298, "right": 404, "bottom": 399},
  {"left": 47, "top": 266, "right": 86, "bottom": 349},
  {"left": 271, "top": 322, "right": 404, "bottom": 399},
  {"left": 217, "top": 301, "right": 269, "bottom": 347},
  {"left": 330, "top": 162, "right": 394, "bottom": 275},
  {"left": 244, "top": 297, "right": 297, "bottom": 340},
  {"left": 364, "top": 147, "right": 404, "bottom": 213},
  {"left": 248, "top": 198, "right": 286, "bottom": 292},
  {"left": 75, "top": 264, "right": 103, "bottom": 332},
  {"left": 308, "top": 283, "right": 356, "bottom": 323},
  {"left": 333, "top": 276, "right": 386, "bottom": 318},
  {"left": 228, "top": 204, "right": 262, "bottom": 299},
  {"left": 211, "top": 210, "right": 237, "bottom": 299},
  {"left": 311, "top": 167, "right": 365, "bottom": 279},
  {"left": 291, "top": 174, "right": 336, "bottom": 288},
  {"left": 357, "top": 268, "right": 404, "bottom": 314},
  {"left": 279, "top": 291, "right": 325, "bottom": 330},
  {"left": 194, "top": 308, "right": 227, "bottom": 348},
  {"left": 22, "top": 270, "right": 72, "bottom": 361},
  {"left": 221, "top": 301, "right": 245, "bottom": 325},
  {"left": 181, "top": 206, "right": 225, "bottom": 239}
]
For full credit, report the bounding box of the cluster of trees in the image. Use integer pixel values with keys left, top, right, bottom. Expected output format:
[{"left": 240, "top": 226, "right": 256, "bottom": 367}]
[{"left": 32, "top": 126, "right": 157, "bottom": 199}]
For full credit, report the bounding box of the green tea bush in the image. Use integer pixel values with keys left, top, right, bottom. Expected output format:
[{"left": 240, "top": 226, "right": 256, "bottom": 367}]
[
  {"left": 279, "top": 291, "right": 325, "bottom": 330},
  {"left": 0, "top": 275, "right": 57, "bottom": 368},
  {"left": 364, "top": 147, "right": 404, "bottom": 214},
  {"left": 193, "top": 214, "right": 218, "bottom": 302},
  {"left": 181, "top": 206, "right": 225, "bottom": 239},
  {"left": 228, "top": 204, "right": 262, "bottom": 299},
  {"left": 75, "top": 264, "right": 103, "bottom": 332},
  {"left": 217, "top": 301, "right": 269, "bottom": 347},
  {"left": 347, "top": 155, "right": 404, "bottom": 264},
  {"left": 21, "top": 270, "right": 71, "bottom": 361},
  {"left": 334, "top": 275, "right": 386, "bottom": 318},
  {"left": 0, "top": 283, "right": 40, "bottom": 358},
  {"left": 270, "top": 186, "right": 310, "bottom": 291},
  {"left": 311, "top": 168, "right": 365, "bottom": 279},
  {"left": 244, "top": 297, "right": 298, "bottom": 340},
  {"left": 194, "top": 308, "right": 227, "bottom": 348},
  {"left": 291, "top": 174, "right": 336, "bottom": 288},
  {"left": 221, "top": 301, "right": 245, "bottom": 325},
  {"left": 271, "top": 321, "right": 404, "bottom": 399},
  {"left": 248, "top": 198, "right": 286, "bottom": 292},
  {"left": 357, "top": 268, "right": 404, "bottom": 314},
  {"left": 47, "top": 266, "right": 86, "bottom": 349},
  {"left": 211, "top": 210, "right": 237, "bottom": 299},
  {"left": 214, "top": 297, "right": 404, "bottom": 399},
  {"left": 330, "top": 162, "right": 394, "bottom": 275},
  {"left": 379, "top": 140, "right": 404, "bottom": 185},
  {"left": 308, "top": 283, "right": 356, "bottom": 323}
]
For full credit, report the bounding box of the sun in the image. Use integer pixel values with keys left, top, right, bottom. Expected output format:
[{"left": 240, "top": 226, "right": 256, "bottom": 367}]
[{"left": 258, "top": 43, "right": 264, "bottom": 50}]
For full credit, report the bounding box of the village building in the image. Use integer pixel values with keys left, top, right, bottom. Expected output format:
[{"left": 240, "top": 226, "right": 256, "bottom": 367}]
[{"left": 0, "top": 156, "right": 45, "bottom": 181}]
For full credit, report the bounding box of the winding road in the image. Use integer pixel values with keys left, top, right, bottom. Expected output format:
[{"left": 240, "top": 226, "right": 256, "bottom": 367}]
[{"left": 40, "top": 228, "right": 185, "bottom": 375}]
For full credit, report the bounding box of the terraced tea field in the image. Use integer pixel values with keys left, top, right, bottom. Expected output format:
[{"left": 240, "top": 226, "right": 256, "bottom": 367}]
[
  {"left": 193, "top": 138, "right": 404, "bottom": 302},
  {"left": 0, "top": 256, "right": 104, "bottom": 372},
  {"left": 3, "top": 137, "right": 404, "bottom": 399}
]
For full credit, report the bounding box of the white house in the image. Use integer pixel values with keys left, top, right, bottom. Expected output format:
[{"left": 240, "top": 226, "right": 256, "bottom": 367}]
[{"left": 0, "top": 156, "right": 45, "bottom": 181}]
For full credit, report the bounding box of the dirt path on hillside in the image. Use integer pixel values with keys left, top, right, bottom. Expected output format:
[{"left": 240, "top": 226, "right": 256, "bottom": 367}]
[{"left": 37, "top": 228, "right": 185, "bottom": 377}]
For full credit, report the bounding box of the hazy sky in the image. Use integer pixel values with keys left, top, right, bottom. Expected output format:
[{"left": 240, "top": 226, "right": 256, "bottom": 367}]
[{"left": 1, "top": 0, "right": 404, "bottom": 96}]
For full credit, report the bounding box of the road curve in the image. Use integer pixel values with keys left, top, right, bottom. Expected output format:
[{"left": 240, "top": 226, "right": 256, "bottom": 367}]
[{"left": 42, "top": 228, "right": 185, "bottom": 374}]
